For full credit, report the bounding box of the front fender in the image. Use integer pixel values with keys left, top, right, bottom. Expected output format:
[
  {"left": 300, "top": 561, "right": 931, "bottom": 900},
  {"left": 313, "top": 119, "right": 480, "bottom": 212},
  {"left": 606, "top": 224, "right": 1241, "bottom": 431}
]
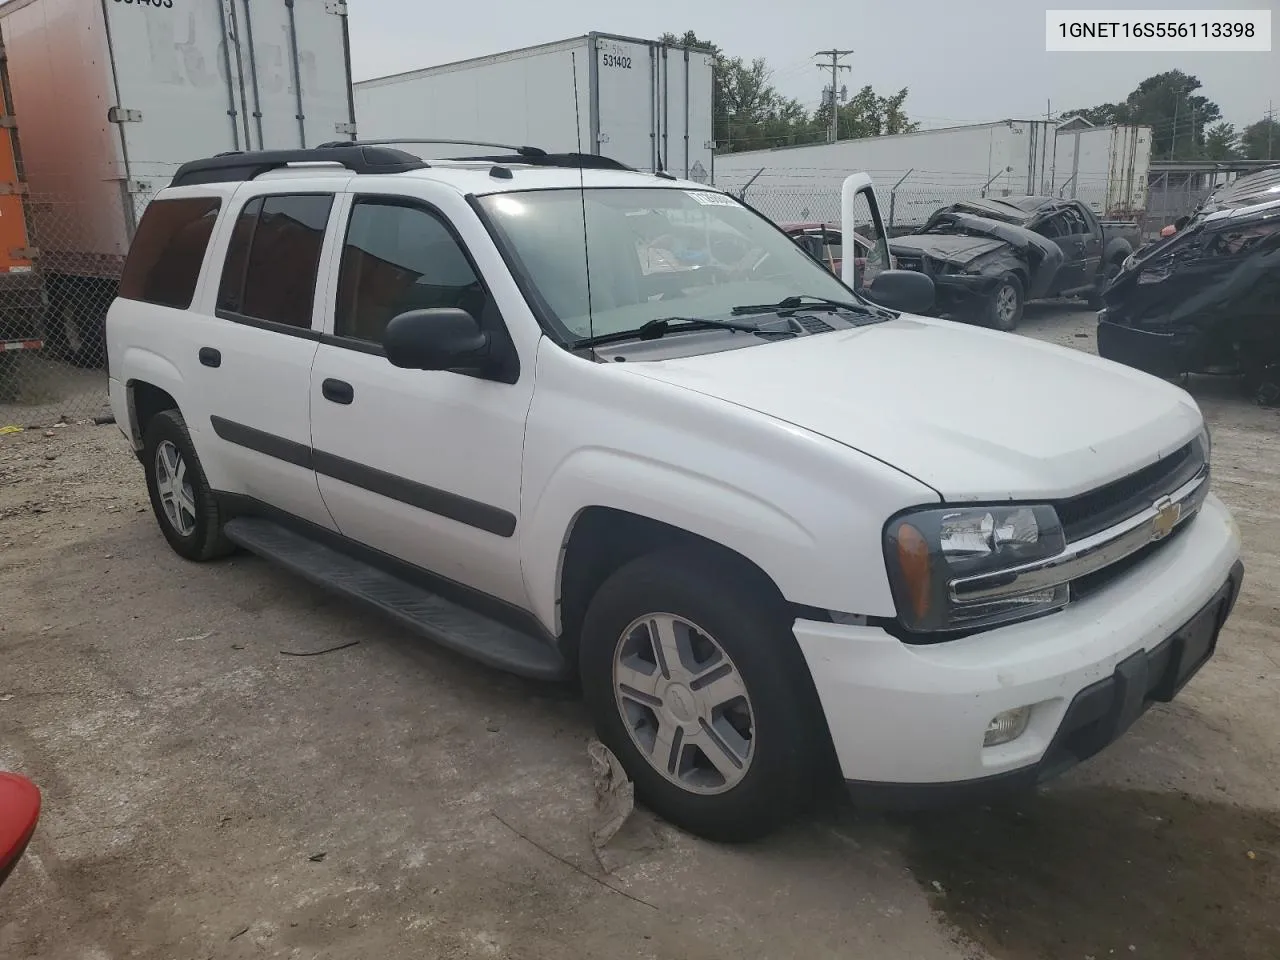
[
  {"left": 1103, "top": 237, "right": 1134, "bottom": 266},
  {"left": 521, "top": 448, "right": 816, "bottom": 633}
]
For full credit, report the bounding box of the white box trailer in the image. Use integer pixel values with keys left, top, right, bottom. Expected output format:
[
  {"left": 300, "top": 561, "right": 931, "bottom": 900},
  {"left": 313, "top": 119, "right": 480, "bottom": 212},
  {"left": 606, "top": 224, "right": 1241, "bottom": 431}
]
[
  {"left": 711, "top": 120, "right": 1059, "bottom": 230},
  {"left": 1053, "top": 123, "right": 1152, "bottom": 219},
  {"left": 0, "top": 0, "right": 356, "bottom": 362},
  {"left": 354, "top": 33, "right": 715, "bottom": 181}
]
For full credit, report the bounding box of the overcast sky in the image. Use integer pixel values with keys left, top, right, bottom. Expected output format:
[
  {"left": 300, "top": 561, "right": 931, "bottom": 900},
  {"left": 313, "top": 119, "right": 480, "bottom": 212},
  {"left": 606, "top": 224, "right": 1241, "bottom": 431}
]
[{"left": 347, "top": 0, "right": 1276, "bottom": 129}]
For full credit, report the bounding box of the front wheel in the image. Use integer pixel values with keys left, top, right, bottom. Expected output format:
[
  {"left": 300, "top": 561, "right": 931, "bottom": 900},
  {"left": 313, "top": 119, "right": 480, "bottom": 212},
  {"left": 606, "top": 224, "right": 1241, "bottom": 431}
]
[
  {"left": 579, "top": 547, "right": 826, "bottom": 842},
  {"left": 984, "top": 274, "right": 1024, "bottom": 331}
]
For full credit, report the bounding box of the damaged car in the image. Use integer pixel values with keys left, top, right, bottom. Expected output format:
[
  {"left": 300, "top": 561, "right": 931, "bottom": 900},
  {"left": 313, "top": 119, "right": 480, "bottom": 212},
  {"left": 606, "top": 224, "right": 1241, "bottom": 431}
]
[
  {"left": 780, "top": 222, "right": 884, "bottom": 292},
  {"left": 890, "top": 197, "right": 1140, "bottom": 330},
  {"left": 1098, "top": 173, "right": 1280, "bottom": 405}
]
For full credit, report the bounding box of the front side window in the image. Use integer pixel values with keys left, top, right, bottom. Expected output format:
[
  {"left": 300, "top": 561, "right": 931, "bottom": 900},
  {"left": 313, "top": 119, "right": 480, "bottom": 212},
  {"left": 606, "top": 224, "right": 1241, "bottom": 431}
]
[
  {"left": 119, "top": 197, "right": 222, "bottom": 309},
  {"left": 217, "top": 193, "right": 334, "bottom": 328},
  {"left": 478, "top": 187, "right": 863, "bottom": 343},
  {"left": 334, "top": 199, "right": 491, "bottom": 345}
]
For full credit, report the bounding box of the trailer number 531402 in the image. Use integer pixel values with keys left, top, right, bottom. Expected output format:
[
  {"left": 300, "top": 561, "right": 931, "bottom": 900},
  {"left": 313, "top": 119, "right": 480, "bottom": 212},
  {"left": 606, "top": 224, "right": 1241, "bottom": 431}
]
[
  {"left": 113, "top": 0, "right": 176, "bottom": 7},
  {"left": 602, "top": 54, "right": 632, "bottom": 69}
]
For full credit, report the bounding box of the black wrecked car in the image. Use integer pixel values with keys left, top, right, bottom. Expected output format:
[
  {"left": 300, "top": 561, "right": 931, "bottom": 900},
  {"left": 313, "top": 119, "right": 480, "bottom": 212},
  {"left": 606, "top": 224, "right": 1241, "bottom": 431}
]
[
  {"left": 890, "top": 197, "right": 1141, "bottom": 330},
  {"left": 1099, "top": 167, "right": 1280, "bottom": 404}
]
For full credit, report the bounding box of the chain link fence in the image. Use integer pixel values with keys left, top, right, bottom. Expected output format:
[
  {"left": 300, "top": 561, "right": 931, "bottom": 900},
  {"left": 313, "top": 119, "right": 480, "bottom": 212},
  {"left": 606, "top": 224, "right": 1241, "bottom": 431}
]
[{"left": 0, "top": 184, "right": 158, "bottom": 430}]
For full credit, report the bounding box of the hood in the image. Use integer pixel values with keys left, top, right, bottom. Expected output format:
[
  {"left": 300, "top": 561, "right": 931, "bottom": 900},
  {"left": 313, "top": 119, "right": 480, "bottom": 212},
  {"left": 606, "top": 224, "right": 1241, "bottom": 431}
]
[
  {"left": 621, "top": 315, "right": 1202, "bottom": 502},
  {"left": 890, "top": 233, "right": 1006, "bottom": 265}
]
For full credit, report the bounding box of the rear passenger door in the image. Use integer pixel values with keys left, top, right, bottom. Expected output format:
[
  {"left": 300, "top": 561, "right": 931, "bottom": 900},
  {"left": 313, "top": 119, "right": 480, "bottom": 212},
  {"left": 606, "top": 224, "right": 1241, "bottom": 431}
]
[
  {"left": 1034, "top": 210, "right": 1084, "bottom": 294},
  {"left": 1073, "top": 205, "right": 1105, "bottom": 282},
  {"left": 196, "top": 184, "right": 344, "bottom": 530}
]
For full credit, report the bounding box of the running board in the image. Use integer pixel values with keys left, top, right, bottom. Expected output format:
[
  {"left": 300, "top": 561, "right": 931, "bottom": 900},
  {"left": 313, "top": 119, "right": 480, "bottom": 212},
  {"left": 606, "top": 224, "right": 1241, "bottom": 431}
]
[{"left": 222, "top": 517, "right": 570, "bottom": 682}]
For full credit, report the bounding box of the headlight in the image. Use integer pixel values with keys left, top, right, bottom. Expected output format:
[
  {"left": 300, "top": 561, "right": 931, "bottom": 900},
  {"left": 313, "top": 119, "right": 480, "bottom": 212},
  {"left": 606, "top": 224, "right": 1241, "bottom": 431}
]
[
  {"left": 884, "top": 505, "right": 1068, "bottom": 633},
  {"left": 1198, "top": 423, "right": 1212, "bottom": 464}
]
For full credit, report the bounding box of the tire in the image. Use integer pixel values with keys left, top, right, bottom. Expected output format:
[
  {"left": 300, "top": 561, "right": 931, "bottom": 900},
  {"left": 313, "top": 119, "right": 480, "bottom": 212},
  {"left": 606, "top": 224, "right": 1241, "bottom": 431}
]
[
  {"left": 142, "top": 409, "right": 233, "bottom": 562},
  {"left": 984, "top": 274, "right": 1024, "bottom": 331},
  {"left": 579, "top": 546, "right": 826, "bottom": 842},
  {"left": 45, "top": 279, "right": 106, "bottom": 369}
]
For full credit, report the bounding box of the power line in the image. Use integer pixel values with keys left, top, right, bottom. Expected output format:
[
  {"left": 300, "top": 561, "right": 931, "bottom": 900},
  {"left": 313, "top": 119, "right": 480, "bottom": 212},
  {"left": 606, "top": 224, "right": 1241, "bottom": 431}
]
[{"left": 814, "top": 49, "right": 852, "bottom": 143}]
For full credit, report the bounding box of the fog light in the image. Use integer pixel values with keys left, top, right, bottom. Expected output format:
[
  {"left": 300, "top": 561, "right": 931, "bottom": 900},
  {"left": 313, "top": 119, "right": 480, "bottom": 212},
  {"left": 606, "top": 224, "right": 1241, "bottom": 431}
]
[{"left": 984, "top": 706, "right": 1032, "bottom": 747}]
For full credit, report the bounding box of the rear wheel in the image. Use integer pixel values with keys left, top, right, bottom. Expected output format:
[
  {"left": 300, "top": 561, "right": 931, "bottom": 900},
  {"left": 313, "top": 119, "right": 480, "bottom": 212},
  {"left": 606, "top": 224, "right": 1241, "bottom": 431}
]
[
  {"left": 142, "top": 409, "right": 233, "bottom": 562},
  {"left": 579, "top": 547, "right": 826, "bottom": 842},
  {"left": 984, "top": 274, "right": 1024, "bottom": 331}
]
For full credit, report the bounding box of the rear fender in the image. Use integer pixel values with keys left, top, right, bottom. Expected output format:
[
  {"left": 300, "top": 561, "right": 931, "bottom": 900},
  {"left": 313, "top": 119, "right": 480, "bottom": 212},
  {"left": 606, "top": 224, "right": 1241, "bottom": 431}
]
[{"left": 123, "top": 347, "right": 184, "bottom": 445}]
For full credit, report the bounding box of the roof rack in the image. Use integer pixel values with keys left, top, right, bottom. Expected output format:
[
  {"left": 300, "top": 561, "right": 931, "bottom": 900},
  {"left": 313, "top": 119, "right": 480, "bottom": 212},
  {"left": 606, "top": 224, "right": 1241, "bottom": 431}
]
[
  {"left": 318, "top": 137, "right": 548, "bottom": 157},
  {"left": 327, "top": 139, "right": 637, "bottom": 171},
  {"left": 170, "top": 145, "right": 428, "bottom": 187},
  {"left": 169, "top": 139, "right": 650, "bottom": 188},
  {"left": 443, "top": 152, "right": 636, "bottom": 171}
]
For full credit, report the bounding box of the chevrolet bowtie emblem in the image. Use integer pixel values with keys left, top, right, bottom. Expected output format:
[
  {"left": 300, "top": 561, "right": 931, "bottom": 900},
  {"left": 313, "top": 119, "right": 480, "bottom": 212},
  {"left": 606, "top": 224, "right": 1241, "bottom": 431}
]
[{"left": 1151, "top": 496, "right": 1182, "bottom": 540}]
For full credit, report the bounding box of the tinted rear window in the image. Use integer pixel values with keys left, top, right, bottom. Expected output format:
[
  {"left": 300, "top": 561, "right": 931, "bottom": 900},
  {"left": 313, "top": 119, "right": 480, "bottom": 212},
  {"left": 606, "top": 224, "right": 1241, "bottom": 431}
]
[
  {"left": 118, "top": 197, "right": 222, "bottom": 309},
  {"left": 218, "top": 194, "right": 333, "bottom": 328}
]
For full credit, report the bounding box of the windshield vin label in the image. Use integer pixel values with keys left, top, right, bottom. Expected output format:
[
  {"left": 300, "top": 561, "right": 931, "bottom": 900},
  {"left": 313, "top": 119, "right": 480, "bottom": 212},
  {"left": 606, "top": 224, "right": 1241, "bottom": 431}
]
[{"left": 685, "top": 191, "right": 740, "bottom": 207}]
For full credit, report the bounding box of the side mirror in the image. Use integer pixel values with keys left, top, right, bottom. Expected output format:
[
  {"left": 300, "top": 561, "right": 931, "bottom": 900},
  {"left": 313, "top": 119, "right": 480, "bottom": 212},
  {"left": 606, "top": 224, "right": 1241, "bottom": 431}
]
[
  {"left": 865, "top": 269, "right": 935, "bottom": 315},
  {"left": 384, "top": 308, "right": 491, "bottom": 372},
  {"left": 0, "top": 772, "right": 41, "bottom": 890}
]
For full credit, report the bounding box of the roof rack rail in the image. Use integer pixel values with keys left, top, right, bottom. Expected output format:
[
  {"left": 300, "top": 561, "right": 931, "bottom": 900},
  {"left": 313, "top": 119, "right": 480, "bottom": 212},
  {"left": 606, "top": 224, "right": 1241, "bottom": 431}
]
[
  {"left": 447, "top": 152, "right": 637, "bottom": 172},
  {"left": 316, "top": 139, "right": 638, "bottom": 172},
  {"left": 318, "top": 138, "right": 548, "bottom": 157},
  {"left": 170, "top": 146, "right": 428, "bottom": 187}
]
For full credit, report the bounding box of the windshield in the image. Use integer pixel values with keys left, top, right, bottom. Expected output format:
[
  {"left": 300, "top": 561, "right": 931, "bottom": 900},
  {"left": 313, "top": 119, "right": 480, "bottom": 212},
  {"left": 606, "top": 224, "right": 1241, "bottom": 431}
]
[{"left": 478, "top": 187, "right": 869, "bottom": 343}]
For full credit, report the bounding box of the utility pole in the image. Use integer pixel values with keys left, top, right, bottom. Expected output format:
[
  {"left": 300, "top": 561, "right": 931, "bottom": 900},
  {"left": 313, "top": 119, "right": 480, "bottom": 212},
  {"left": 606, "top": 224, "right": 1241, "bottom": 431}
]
[
  {"left": 815, "top": 49, "right": 853, "bottom": 143},
  {"left": 1268, "top": 100, "right": 1275, "bottom": 161}
]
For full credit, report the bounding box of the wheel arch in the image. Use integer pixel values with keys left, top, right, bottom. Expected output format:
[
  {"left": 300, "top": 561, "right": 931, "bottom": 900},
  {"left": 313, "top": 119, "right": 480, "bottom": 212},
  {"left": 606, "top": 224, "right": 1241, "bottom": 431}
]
[
  {"left": 121, "top": 349, "right": 185, "bottom": 450},
  {"left": 554, "top": 505, "right": 800, "bottom": 667}
]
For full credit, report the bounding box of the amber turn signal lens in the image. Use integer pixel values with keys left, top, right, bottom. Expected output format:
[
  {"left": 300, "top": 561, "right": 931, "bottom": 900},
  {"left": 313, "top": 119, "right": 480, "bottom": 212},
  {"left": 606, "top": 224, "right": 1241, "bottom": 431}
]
[{"left": 896, "top": 522, "right": 932, "bottom": 622}]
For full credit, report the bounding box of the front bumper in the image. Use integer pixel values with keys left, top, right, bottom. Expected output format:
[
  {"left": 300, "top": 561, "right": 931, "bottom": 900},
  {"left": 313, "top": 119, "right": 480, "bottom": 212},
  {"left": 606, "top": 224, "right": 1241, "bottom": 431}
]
[
  {"left": 926, "top": 273, "right": 1005, "bottom": 316},
  {"left": 793, "top": 493, "right": 1242, "bottom": 801},
  {"left": 1097, "top": 311, "right": 1202, "bottom": 378}
]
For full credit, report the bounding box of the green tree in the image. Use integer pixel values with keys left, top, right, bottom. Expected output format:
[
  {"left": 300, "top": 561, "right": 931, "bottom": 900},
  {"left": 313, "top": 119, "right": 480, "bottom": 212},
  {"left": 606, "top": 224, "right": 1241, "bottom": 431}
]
[
  {"left": 1202, "top": 122, "right": 1241, "bottom": 160},
  {"left": 1059, "top": 70, "right": 1223, "bottom": 160},
  {"left": 1058, "top": 104, "right": 1126, "bottom": 126},
  {"left": 1240, "top": 116, "right": 1280, "bottom": 161},
  {"left": 814, "top": 85, "right": 919, "bottom": 139},
  {"left": 660, "top": 32, "right": 917, "bottom": 152}
]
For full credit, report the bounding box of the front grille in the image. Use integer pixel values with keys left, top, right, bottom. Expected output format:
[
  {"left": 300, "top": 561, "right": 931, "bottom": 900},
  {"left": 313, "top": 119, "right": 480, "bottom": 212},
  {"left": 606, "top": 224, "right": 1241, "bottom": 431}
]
[
  {"left": 1070, "top": 517, "right": 1194, "bottom": 602},
  {"left": 895, "top": 255, "right": 925, "bottom": 273},
  {"left": 1055, "top": 440, "right": 1205, "bottom": 543}
]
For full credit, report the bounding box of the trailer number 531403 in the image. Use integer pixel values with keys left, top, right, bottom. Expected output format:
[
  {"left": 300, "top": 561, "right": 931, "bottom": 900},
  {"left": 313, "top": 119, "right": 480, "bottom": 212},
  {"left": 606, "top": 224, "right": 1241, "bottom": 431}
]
[{"left": 602, "top": 54, "right": 632, "bottom": 69}]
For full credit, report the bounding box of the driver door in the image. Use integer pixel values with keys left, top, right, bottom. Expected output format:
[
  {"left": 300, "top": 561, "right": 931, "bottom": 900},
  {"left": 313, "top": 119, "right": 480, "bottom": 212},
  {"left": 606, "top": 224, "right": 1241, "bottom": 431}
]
[{"left": 307, "top": 187, "right": 535, "bottom": 608}]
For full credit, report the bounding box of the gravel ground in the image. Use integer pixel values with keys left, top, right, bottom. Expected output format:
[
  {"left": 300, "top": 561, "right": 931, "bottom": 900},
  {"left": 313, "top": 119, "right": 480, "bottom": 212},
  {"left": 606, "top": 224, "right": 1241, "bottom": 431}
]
[{"left": 2, "top": 305, "right": 1278, "bottom": 960}]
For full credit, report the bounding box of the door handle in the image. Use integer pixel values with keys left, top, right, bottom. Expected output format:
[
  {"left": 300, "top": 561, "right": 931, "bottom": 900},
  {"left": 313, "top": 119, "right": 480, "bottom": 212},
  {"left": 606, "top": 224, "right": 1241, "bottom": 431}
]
[
  {"left": 321, "top": 378, "right": 354, "bottom": 405},
  {"left": 198, "top": 347, "right": 221, "bottom": 368}
]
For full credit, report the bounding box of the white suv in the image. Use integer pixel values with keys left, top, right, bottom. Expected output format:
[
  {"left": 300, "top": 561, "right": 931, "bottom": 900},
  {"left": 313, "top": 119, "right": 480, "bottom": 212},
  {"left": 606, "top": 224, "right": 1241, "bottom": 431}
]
[{"left": 106, "top": 143, "right": 1244, "bottom": 841}]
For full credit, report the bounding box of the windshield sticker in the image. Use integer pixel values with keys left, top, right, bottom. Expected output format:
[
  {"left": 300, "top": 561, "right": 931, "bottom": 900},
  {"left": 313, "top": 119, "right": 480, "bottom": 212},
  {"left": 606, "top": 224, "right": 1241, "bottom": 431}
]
[{"left": 685, "top": 191, "right": 739, "bottom": 207}]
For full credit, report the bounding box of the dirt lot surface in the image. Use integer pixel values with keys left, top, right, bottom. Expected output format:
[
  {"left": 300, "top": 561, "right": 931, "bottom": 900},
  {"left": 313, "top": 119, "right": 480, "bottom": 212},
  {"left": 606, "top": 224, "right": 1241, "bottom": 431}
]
[{"left": 2, "top": 304, "right": 1279, "bottom": 959}]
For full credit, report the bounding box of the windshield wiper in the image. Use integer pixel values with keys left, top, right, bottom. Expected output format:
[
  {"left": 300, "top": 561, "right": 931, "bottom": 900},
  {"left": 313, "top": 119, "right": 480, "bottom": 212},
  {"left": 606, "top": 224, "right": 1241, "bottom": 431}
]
[
  {"left": 575, "top": 315, "right": 766, "bottom": 348},
  {"left": 730, "top": 294, "right": 893, "bottom": 319}
]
